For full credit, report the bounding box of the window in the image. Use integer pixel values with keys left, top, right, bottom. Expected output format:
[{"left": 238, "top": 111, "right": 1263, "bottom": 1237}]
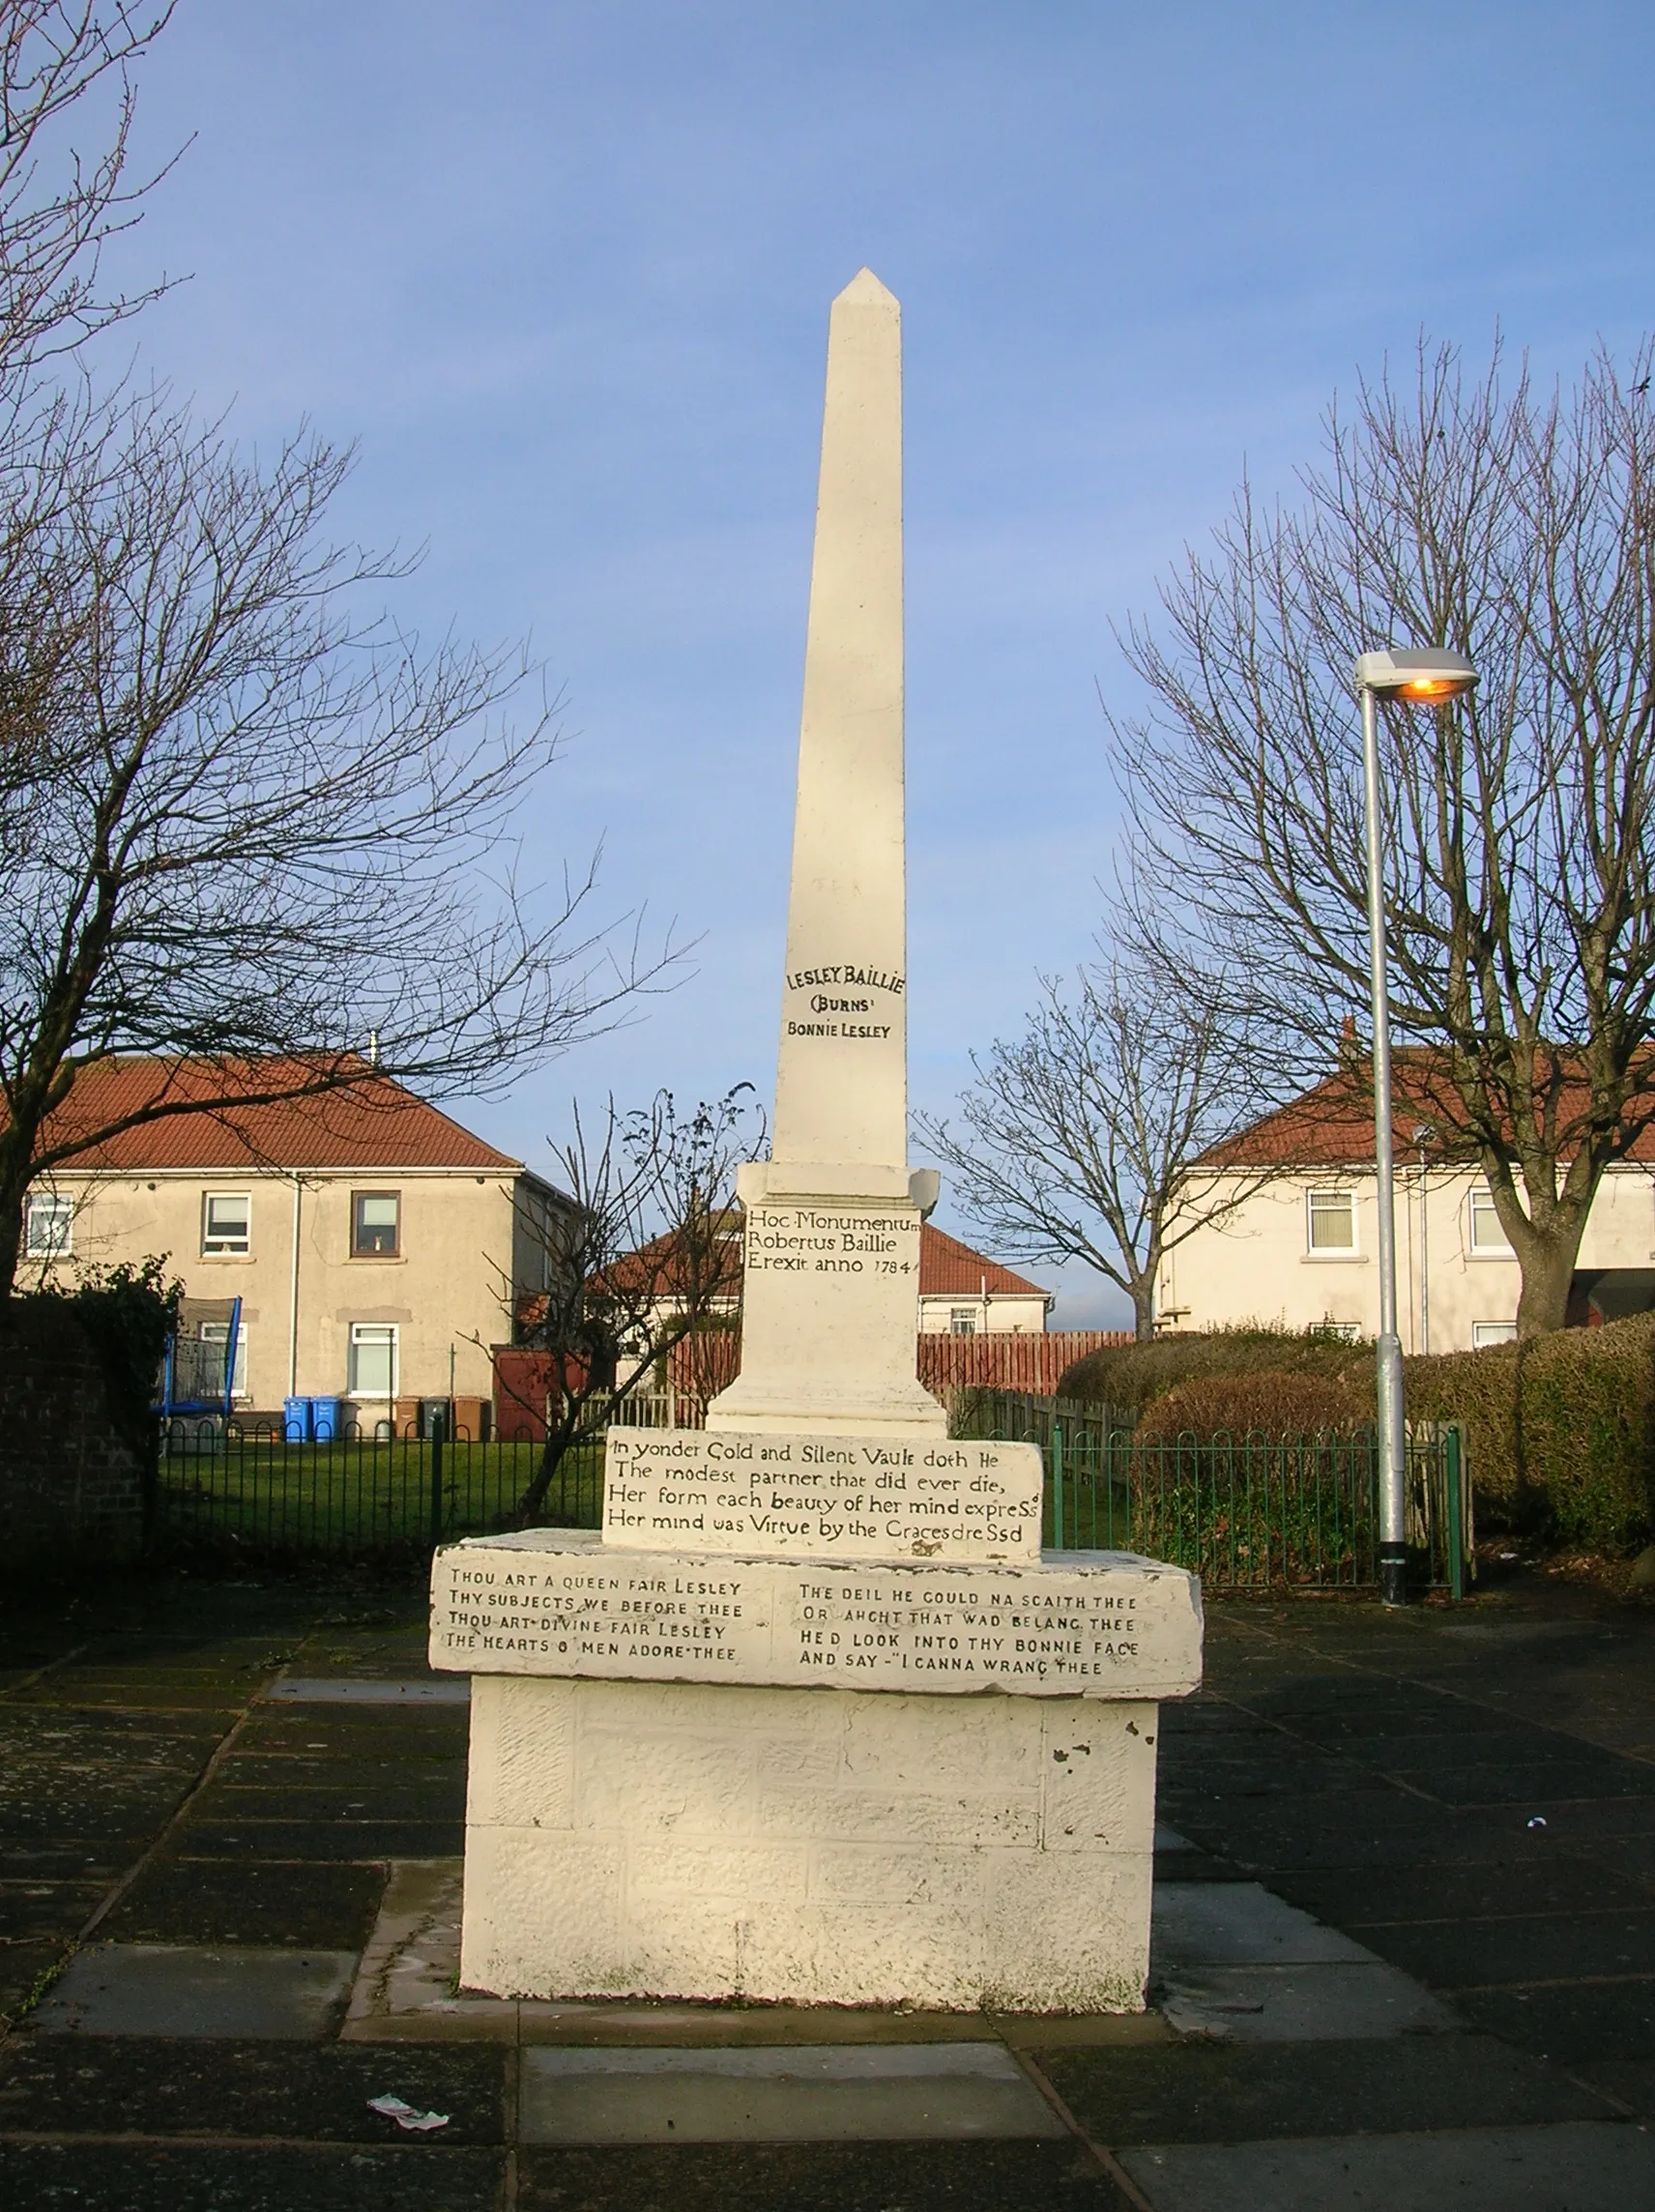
[
  {"left": 351, "top": 1190, "right": 400, "bottom": 1257},
  {"left": 197, "top": 1321, "right": 248, "bottom": 1398},
  {"left": 1469, "top": 1185, "right": 1513, "bottom": 1253},
  {"left": 1307, "top": 1188, "right": 1355, "bottom": 1252},
  {"left": 949, "top": 1307, "right": 978, "bottom": 1336},
  {"left": 347, "top": 1323, "right": 397, "bottom": 1397},
  {"left": 202, "top": 1191, "right": 249, "bottom": 1255},
  {"left": 24, "top": 1192, "right": 72, "bottom": 1258},
  {"left": 1472, "top": 1320, "right": 1518, "bottom": 1348}
]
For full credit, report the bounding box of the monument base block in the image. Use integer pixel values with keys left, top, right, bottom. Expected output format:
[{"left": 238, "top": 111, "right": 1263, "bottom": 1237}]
[{"left": 459, "top": 1674, "right": 1157, "bottom": 2012}]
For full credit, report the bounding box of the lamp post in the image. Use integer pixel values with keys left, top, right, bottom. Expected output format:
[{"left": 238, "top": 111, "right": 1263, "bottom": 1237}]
[{"left": 1351, "top": 649, "right": 1478, "bottom": 1607}]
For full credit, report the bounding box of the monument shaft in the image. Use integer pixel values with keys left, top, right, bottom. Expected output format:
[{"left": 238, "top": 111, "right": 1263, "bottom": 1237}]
[
  {"left": 772, "top": 267, "right": 907, "bottom": 1172},
  {"left": 709, "top": 268, "right": 942, "bottom": 1435}
]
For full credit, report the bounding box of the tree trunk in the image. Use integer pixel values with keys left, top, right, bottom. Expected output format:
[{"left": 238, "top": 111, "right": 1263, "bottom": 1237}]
[
  {"left": 1514, "top": 1233, "right": 1580, "bottom": 1338},
  {"left": 1132, "top": 1281, "right": 1156, "bottom": 1343},
  {"left": 0, "top": 1179, "right": 24, "bottom": 1309}
]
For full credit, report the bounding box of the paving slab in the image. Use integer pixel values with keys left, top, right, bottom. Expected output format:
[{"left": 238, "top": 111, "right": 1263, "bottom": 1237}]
[
  {"left": 1037, "top": 2032, "right": 1613, "bottom": 2145},
  {"left": 1367, "top": 1907, "right": 1655, "bottom": 1989},
  {"left": 175, "top": 1819, "right": 463, "bottom": 1861},
  {"left": 0, "top": 1878, "right": 104, "bottom": 1940},
  {"left": 101, "top": 1856, "right": 385, "bottom": 1949},
  {"left": 265, "top": 1677, "right": 470, "bottom": 1704},
  {"left": 516, "top": 2139, "right": 1129, "bottom": 2210},
  {"left": 1270, "top": 1858, "right": 1653, "bottom": 1925},
  {"left": 1573, "top": 2056, "right": 1655, "bottom": 2120},
  {"left": 1152, "top": 1880, "right": 1375, "bottom": 1967},
  {"left": 515, "top": 2003, "right": 1010, "bottom": 2049},
  {"left": 235, "top": 1709, "right": 470, "bottom": 1757},
  {"left": 1157, "top": 1960, "right": 1460, "bottom": 2041},
  {"left": 1454, "top": 1976, "right": 1655, "bottom": 2062},
  {"left": 517, "top": 2043, "right": 1066, "bottom": 2143},
  {"left": 29, "top": 1943, "right": 358, "bottom": 2038},
  {"left": 0, "top": 2140, "right": 505, "bottom": 2211},
  {"left": 0, "top": 2033, "right": 505, "bottom": 2141},
  {"left": 1118, "top": 2118, "right": 1655, "bottom": 2210}
]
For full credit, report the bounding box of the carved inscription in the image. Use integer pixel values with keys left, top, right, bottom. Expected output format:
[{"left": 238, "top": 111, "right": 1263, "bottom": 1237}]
[
  {"left": 744, "top": 1206, "right": 919, "bottom": 1280},
  {"left": 783, "top": 961, "right": 904, "bottom": 1042},
  {"left": 429, "top": 1540, "right": 1204, "bottom": 1699},
  {"left": 603, "top": 1429, "right": 1042, "bottom": 1562}
]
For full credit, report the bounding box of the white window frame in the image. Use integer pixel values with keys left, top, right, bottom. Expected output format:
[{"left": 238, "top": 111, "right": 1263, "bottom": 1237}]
[
  {"left": 1472, "top": 1319, "right": 1518, "bottom": 1348},
  {"left": 948, "top": 1306, "right": 978, "bottom": 1337},
  {"left": 1306, "top": 1187, "right": 1357, "bottom": 1254},
  {"left": 201, "top": 1190, "right": 251, "bottom": 1256},
  {"left": 24, "top": 1191, "right": 73, "bottom": 1258},
  {"left": 347, "top": 1322, "right": 398, "bottom": 1399},
  {"left": 1468, "top": 1184, "right": 1513, "bottom": 1255},
  {"left": 351, "top": 1189, "right": 401, "bottom": 1258},
  {"left": 197, "top": 1320, "right": 249, "bottom": 1399}
]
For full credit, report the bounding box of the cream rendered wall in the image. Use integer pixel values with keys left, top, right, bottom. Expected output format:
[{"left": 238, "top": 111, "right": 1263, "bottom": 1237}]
[
  {"left": 31, "top": 1168, "right": 524, "bottom": 1409},
  {"left": 1158, "top": 1164, "right": 1655, "bottom": 1352},
  {"left": 915, "top": 1294, "right": 1049, "bottom": 1335}
]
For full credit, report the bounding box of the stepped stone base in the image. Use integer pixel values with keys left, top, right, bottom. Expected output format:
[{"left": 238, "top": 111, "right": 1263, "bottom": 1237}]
[{"left": 458, "top": 1674, "right": 1160, "bottom": 2013}]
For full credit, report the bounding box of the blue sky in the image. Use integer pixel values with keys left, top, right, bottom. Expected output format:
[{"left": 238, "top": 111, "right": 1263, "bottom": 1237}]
[{"left": 104, "top": 3, "right": 1654, "bottom": 1323}]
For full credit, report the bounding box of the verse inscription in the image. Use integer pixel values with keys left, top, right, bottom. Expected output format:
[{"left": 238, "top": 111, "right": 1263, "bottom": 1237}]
[
  {"left": 429, "top": 1538, "right": 1203, "bottom": 1699},
  {"left": 603, "top": 1429, "right": 1042, "bottom": 1561}
]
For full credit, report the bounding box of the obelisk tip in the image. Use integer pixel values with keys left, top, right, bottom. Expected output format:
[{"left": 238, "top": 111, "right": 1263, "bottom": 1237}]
[{"left": 834, "top": 267, "right": 898, "bottom": 308}]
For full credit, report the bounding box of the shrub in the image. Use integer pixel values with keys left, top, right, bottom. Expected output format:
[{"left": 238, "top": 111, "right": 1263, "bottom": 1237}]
[
  {"left": 1407, "top": 1316, "right": 1654, "bottom": 1554},
  {"left": 1136, "top": 1369, "right": 1372, "bottom": 1442},
  {"left": 1059, "top": 1325, "right": 1372, "bottom": 1415}
]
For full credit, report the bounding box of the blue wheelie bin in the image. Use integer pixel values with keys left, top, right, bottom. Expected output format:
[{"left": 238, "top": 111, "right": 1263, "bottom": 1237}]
[
  {"left": 282, "top": 1395, "right": 312, "bottom": 1443},
  {"left": 308, "top": 1395, "right": 344, "bottom": 1443}
]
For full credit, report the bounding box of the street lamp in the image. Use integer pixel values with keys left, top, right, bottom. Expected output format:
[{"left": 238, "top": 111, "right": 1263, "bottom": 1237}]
[{"left": 1352, "top": 648, "right": 1478, "bottom": 1608}]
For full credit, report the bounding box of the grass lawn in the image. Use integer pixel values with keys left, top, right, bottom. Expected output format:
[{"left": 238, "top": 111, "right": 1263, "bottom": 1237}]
[{"left": 154, "top": 1435, "right": 605, "bottom": 1556}]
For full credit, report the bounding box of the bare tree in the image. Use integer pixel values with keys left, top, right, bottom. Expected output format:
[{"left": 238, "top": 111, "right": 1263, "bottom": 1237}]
[
  {"left": 0, "top": 4, "right": 180, "bottom": 373},
  {"left": 914, "top": 957, "right": 1267, "bottom": 1341},
  {"left": 0, "top": 391, "right": 675, "bottom": 1297},
  {"left": 1110, "top": 338, "right": 1655, "bottom": 1337},
  {"left": 500, "top": 1085, "right": 764, "bottom": 1525}
]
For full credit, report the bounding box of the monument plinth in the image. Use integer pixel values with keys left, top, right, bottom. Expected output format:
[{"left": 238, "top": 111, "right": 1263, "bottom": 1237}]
[{"left": 432, "top": 270, "right": 1203, "bottom": 2012}]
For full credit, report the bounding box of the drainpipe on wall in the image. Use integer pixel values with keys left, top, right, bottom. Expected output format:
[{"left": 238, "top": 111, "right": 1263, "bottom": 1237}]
[{"left": 288, "top": 1173, "right": 303, "bottom": 1397}]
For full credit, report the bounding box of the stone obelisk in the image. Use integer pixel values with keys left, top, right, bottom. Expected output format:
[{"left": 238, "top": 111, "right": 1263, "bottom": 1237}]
[
  {"left": 428, "top": 275, "right": 1203, "bottom": 2015},
  {"left": 708, "top": 269, "right": 944, "bottom": 1436}
]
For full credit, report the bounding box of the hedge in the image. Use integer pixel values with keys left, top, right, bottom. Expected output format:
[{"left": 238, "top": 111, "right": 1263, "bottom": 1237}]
[
  {"left": 1406, "top": 1315, "right": 1654, "bottom": 1554},
  {"left": 1135, "top": 1370, "right": 1371, "bottom": 1442},
  {"left": 1057, "top": 1326, "right": 1373, "bottom": 1418},
  {"left": 1060, "top": 1320, "right": 1654, "bottom": 1555}
]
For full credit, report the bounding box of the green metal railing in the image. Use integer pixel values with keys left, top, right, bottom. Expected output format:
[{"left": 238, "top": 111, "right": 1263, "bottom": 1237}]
[
  {"left": 150, "top": 1414, "right": 603, "bottom": 1558},
  {"left": 953, "top": 1391, "right": 1471, "bottom": 1594},
  {"left": 153, "top": 1394, "right": 1472, "bottom": 1592}
]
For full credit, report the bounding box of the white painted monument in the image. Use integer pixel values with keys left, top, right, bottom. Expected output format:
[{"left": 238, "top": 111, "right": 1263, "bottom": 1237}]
[{"left": 430, "top": 270, "right": 1203, "bottom": 2012}]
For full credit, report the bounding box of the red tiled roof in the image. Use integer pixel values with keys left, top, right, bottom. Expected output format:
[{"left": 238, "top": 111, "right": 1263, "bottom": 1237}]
[
  {"left": 39, "top": 1057, "right": 520, "bottom": 1173},
  {"left": 594, "top": 1213, "right": 745, "bottom": 1303},
  {"left": 919, "top": 1224, "right": 1048, "bottom": 1300},
  {"left": 1205, "top": 1057, "right": 1655, "bottom": 1169}
]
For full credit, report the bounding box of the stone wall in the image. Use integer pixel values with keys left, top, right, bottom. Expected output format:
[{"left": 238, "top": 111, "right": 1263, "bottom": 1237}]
[{"left": 0, "top": 1298, "right": 149, "bottom": 1572}]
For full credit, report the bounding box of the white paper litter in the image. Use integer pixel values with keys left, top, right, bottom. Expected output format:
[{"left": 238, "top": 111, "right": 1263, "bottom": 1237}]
[{"left": 367, "top": 2094, "right": 450, "bottom": 2133}]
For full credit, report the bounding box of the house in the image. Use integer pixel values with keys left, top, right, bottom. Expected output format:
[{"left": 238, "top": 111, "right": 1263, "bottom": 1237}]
[
  {"left": 915, "top": 1225, "right": 1052, "bottom": 1334},
  {"left": 22, "top": 1058, "right": 572, "bottom": 1432},
  {"left": 1159, "top": 1066, "right": 1655, "bottom": 1352}
]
